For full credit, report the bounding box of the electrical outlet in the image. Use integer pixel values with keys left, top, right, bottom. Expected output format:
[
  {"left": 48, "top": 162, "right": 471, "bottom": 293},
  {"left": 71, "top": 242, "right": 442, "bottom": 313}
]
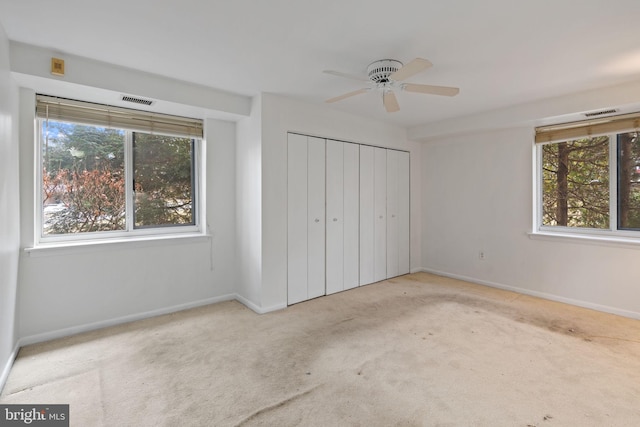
[{"left": 479, "top": 251, "right": 485, "bottom": 260}]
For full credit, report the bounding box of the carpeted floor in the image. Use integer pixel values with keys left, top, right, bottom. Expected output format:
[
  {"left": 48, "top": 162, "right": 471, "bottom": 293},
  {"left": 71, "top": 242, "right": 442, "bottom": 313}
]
[{"left": 2, "top": 272, "right": 640, "bottom": 426}]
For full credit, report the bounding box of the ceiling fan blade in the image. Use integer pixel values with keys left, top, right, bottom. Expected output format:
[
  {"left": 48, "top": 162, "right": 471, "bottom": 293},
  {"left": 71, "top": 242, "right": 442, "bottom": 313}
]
[
  {"left": 389, "top": 58, "right": 433, "bottom": 81},
  {"left": 403, "top": 83, "right": 460, "bottom": 97},
  {"left": 383, "top": 91, "right": 400, "bottom": 113},
  {"left": 325, "top": 88, "right": 370, "bottom": 103},
  {"left": 323, "top": 70, "right": 370, "bottom": 82}
]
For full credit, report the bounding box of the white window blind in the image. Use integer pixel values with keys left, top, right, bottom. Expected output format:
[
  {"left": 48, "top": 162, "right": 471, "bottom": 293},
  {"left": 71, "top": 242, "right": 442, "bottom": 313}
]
[
  {"left": 36, "top": 94, "right": 203, "bottom": 138},
  {"left": 535, "top": 112, "right": 640, "bottom": 144}
]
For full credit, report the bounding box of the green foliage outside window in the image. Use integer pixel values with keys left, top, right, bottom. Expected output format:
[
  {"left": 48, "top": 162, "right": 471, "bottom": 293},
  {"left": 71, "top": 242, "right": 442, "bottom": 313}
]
[
  {"left": 133, "top": 133, "right": 194, "bottom": 228},
  {"left": 43, "top": 123, "right": 126, "bottom": 234},
  {"left": 617, "top": 132, "right": 640, "bottom": 229},
  {"left": 42, "top": 121, "right": 194, "bottom": 235},
  {"left": 542, "top": 136, "right": 609, "bottom": 228},
  {"left": 542, "top": 132, "right": 640, "bottom": 231}
]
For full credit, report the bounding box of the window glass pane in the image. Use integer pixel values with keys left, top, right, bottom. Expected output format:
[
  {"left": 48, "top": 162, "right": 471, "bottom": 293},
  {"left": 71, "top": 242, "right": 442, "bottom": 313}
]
[
  {"left": 617, "top": 132, "right": 640, "bottom": 230},
  {"left": 541, "top": 136, "right": 609, "bottom": 228},
  {"left": 133, "top": 133, "right": 194, "bottom": 228},
  {"left": 42, "top": 120, "right": 126, "bottom": 234}
]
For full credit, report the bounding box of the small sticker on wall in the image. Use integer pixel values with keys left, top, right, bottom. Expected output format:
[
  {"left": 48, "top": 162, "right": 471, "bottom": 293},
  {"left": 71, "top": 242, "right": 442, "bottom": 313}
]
[{"left": 51, "top": 58, "right": 65, "bottom": 76}]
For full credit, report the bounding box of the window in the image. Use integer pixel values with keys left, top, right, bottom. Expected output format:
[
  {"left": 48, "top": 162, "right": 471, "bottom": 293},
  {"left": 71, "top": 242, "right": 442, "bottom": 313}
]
[
  {"left": 37, "top": 95, "right": 203, "bottom": 243},
  {"left": 535, "top": 113, "right": 640, "bottom": 238}
]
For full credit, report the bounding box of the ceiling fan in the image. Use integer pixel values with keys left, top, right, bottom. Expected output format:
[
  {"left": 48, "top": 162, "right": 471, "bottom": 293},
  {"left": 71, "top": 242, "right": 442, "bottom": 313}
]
[{"left": 324, "top": 58, "right": 460, "bottom": 113}]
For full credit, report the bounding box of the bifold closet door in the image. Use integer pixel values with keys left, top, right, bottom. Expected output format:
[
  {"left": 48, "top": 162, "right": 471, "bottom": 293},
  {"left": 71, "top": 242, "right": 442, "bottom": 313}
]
[
  {"left": 326, "top": 140, "right": 359, "bottom": 295},
  {"left": 359, "top": 145, "right": 375, "bottom": 286},
  {"left": 386, "top": 150, "right": 400, "bottom": 278},
  {"left": 343, "top": 143, "right": 360, "bottom": 289},
  {"left": 326, "top": 140, "right": 344, "bottom": 295},
  {"left": 360, "top": 146, "right": 389, "bottom": 285},
  {"left": 398, "top": 151, "right": 410, "bottom": 275},
  {"left": 386, "top": 150, "right": 410, "bottom": 277},
  {"left": 373, "top": 147, "right": 387, "bottom": 282},
  {"left": 287, "top": 134, "right": 325, "bottom": 305}
]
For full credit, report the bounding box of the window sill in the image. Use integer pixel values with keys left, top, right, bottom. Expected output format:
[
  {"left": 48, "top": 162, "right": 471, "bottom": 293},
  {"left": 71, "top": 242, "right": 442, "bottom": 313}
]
[
  {"left": 528, "top": 230, "right": 640, "bottom": 249},
  {"left": 24, "top": 233, "right": 211, "bottom": 257}
]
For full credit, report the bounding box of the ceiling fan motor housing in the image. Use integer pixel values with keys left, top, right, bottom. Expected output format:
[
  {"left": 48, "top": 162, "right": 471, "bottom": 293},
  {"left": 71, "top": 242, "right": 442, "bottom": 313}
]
[{"left": 367, "top": 59, "right": 403, "bottom": 83}]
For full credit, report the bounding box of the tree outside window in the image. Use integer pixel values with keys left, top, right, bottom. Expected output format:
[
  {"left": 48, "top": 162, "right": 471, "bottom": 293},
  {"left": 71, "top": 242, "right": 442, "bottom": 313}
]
[
  {"left": 541, "top": 132, "right": 640, "bottom": 231},
  {"left": 42, "top": 122, "right": 126, "bottom": 234},
  {"left": 617, "top": 132, "right": 640, "bottom": 229},
  {"left": 133, "top": 133, "right": 194, "bottom": 228},
  {"left": 42, "top": 120, "right": 195, "bottom": 236}
]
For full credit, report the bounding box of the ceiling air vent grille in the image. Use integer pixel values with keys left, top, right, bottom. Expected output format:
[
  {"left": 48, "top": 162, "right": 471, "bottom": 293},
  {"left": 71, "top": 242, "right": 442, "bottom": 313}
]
[
  {"left": 121, "top": 95, "right": 154, "bottom": 106},
  {"left": 584, "top": 109, "right": 618, "bottom": 118}
]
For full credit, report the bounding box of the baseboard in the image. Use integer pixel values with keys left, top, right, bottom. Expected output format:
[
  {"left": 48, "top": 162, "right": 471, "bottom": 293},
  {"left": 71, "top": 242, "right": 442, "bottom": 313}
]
[
  {"left": 19, "top": 293, "right": 237, "bottom": 347},
  {"left": 419, "top": 267, "right": 640, "bottom": 320},
  {"left": 0, "top": 342, "right": 20, "bottom": 395},
  {"left": 18, "top": 291, "right": 288, "bottom": 348},
  {"left": 260, "top": 302, "right": 287, "bottom": 313},
  {"left": 234, "top": 294, "right": 287, "bottom": 314}
]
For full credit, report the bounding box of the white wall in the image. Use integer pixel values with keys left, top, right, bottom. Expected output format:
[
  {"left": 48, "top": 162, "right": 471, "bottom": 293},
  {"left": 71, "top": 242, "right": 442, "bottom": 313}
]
[
  {"left": 10, "top": 42, "right": 250, "bottom": 120},
  {"left": 205, "top": 117, "right": 238, "bottom": 297},
  {"left": 0, "top": 23, "right": 20, "bottom": 391},
  {"left": 16, "top": 100, "right": 240, "bottom": 342},
  {"left": 421, "top": 125, "right": 640, "bottom": 318},
  {"left": 235, "top": 95, "right": 263, "bottom": 309},
  {"left": 409, "top": 78, "right": 640, "bottom": 142},
  {"left": 8, "top": 42, "right": 248, "bottom": 341},
  {"left": 259, "top": 93, "right": 422, "bottom": 310}
]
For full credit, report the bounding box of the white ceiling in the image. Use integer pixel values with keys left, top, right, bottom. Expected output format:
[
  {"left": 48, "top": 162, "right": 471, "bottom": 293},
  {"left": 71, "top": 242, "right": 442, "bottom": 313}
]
[{"left": 2, "top": 0, "right": 640, "bottom": 129}]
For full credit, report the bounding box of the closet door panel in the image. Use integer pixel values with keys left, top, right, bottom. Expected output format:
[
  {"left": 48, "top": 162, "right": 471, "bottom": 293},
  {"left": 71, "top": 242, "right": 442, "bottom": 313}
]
[
  {"left": 386, "top": 150, "right": 399, "bottom": 278},
  {"left": 373, "top": 147, "right": 387, "bottom": 282},
  {"left": 287, "top": 134, "right": 309, "bottom": 305},
  {"left": 326, "top": 140, "right": 344, "bottom": 295},
  {"left": 359, "top": 145, "right": 375, "bottom": 286},
  {"left": 343, "top": 142, "right": 360, "bottom": 290},
  {"left": 307, "top": 137, "right": 326, "bottom": 299},
  {"left": 398, "top": 151, "right": 411, "bottom": 275}
]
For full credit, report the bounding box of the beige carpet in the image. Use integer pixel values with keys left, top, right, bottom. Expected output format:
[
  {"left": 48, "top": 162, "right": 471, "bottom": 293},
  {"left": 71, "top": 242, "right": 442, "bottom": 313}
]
[{"left": 2, "top": 273, "right": 640, "bottom": 426}]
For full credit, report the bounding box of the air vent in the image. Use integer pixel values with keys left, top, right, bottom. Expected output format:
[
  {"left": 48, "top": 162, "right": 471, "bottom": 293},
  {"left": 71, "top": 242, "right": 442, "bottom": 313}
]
[
  {"left": 584, "top": 109, "right": 618, "bottom": 118},
  {"left": 121, "top": 95, "right": 154, "bottom": 106}
]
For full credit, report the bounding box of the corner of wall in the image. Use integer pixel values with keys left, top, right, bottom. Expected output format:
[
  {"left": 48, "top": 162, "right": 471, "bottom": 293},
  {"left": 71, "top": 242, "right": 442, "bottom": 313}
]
[
  {"left": 0, "top": 22, "right": 21, "bottom": 396},
  {"left": 235, "top": 95, "right": 263, "bottom": 309}
]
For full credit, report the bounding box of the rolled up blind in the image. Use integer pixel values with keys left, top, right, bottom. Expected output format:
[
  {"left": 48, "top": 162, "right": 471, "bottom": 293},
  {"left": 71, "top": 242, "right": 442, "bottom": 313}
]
[
  {"left": 36, "top": 94, "right": 203, "bottom": 139},
  {"left": 535, "top": 112, "right": 640, "bottom": 144}
]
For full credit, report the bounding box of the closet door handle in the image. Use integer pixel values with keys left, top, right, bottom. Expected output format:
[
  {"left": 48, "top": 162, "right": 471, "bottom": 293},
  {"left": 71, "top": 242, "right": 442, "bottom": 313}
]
[
  {"left": 333, "top": 218, "right": 338, "bottom": 222},
  {"left": 314, "top": 218, "right": 320, "bottom": 223}
]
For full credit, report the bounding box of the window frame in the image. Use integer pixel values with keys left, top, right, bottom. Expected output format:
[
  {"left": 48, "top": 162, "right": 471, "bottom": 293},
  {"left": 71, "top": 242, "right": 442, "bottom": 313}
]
[
  {"left": 35, "top": 116, "right": 204, "bottom": 246},
  {"left": 534, "top": 132, "right": 640, "bottom": 242}
]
